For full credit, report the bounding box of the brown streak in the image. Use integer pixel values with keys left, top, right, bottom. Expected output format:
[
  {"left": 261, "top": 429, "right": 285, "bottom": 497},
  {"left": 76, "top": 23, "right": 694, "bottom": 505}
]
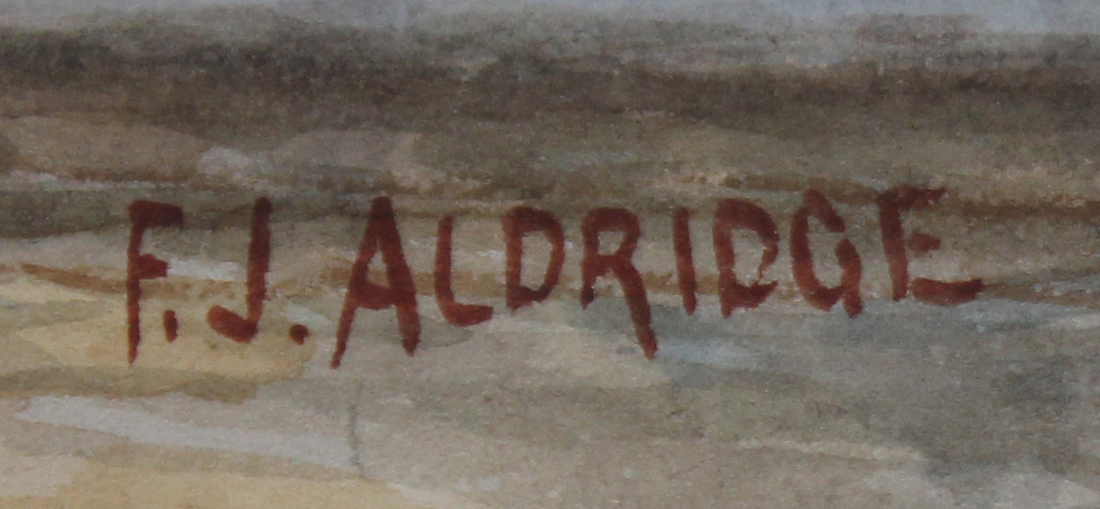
[
  {"left": 911, "top": 278, "right": 984, "bottom": 306},
  {"left": 20, "top": 264, "right": 123, "bottom": 294}
]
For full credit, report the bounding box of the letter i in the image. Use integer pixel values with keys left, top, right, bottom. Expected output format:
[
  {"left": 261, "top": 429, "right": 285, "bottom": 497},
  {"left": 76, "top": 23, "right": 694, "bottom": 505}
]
[{"left": 673, "top": 208, "right": 697, "bottom": 315}]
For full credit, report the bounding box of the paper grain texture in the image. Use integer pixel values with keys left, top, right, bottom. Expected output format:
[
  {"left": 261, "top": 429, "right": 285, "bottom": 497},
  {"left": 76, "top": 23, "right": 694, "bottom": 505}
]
[{"left": 2, "top": 1, "right": 1100, "bottom": 507}]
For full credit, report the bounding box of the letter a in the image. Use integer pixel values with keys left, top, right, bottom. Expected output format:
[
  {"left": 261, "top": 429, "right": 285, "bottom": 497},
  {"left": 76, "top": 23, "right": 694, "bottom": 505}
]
[{"left": 332, "top": 197, "right": 420, "bottom": 368}]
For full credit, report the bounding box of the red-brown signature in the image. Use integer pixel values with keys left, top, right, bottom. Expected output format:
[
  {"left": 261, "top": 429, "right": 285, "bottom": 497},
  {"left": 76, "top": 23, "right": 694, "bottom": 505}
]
[{"left": 126, "top": 186, "right": 982, "bottom": 367}]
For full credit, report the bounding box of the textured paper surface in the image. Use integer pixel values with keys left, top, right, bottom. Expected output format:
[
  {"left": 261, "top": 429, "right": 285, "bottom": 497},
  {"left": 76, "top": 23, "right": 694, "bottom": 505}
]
[{"left": 3, "top": 1, "right": 1100, "bottom": 507}]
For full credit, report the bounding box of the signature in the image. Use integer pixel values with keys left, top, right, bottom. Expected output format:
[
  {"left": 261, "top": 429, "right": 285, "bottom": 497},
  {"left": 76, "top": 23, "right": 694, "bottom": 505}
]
[{"left": 125, "top": 186, "right": 982, "bottom": 367}]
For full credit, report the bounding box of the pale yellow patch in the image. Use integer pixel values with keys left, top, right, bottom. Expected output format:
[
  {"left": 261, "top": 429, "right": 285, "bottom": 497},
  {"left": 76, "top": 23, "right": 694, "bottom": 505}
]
[
  {"left": 47, "top": 465, "right": 432, "bottom": 509},
  {"left": 0, "top": 278, "right": 101, "bottom": 304},
  {"left": 14, "top": 296, "right": 316, "bottom": 380}
]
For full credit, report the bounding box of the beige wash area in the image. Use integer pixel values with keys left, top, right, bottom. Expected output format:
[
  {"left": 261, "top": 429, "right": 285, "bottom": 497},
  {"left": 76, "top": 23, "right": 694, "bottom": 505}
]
[{"left": 2, "top": 0, "right": 1100, "bottom": 507}]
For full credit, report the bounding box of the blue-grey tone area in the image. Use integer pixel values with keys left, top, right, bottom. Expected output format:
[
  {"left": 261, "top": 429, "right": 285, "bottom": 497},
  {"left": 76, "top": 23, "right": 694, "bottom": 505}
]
[{"left": 2, "top": 0, "right": 1099, "bottom": 33}]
